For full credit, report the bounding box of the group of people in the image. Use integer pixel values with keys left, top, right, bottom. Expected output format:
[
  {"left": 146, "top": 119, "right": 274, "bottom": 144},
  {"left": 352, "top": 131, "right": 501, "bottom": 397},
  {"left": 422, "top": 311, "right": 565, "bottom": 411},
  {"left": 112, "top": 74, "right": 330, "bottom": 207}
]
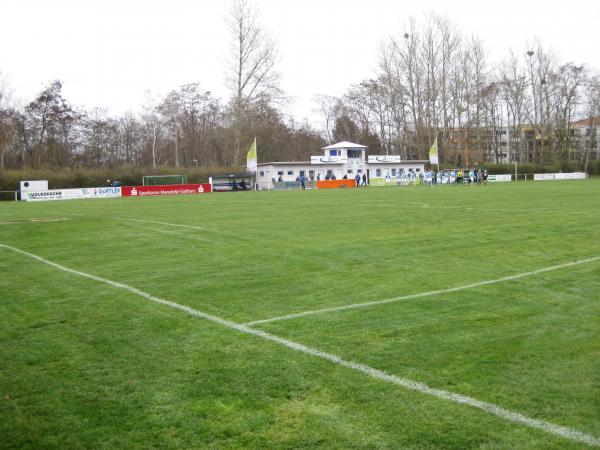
[
  {"left": 274, "top": 168, "right": 489, "bottom": 189},
  {"left": 232, "top": 179, "right": 250, "bottom": 191},
  {"left": 354, "top": 173, "right": 368, "bottom": 186},
  {"left": 388, "top": 168, "right": 488, "bottom": 186}
]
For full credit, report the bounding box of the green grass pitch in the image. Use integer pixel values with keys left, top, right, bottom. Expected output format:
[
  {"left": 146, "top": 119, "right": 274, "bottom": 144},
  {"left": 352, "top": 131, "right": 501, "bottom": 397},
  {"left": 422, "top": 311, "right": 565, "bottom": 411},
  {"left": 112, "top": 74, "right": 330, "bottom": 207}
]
[{"left": 1, "top": 180, "right": 599, "bottom": 449}]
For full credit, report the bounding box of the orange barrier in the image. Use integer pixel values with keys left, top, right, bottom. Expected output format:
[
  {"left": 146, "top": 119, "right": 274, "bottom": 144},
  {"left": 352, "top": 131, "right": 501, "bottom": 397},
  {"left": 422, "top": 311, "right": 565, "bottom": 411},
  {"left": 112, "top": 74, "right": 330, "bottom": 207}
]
[{"left": 316, "top": 179, "right": 357, "bottom": 189}]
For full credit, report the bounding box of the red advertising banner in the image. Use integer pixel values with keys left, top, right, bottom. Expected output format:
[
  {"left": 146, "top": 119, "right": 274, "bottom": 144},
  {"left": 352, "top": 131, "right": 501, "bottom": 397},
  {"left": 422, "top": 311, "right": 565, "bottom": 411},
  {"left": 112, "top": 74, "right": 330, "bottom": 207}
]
[
  {"left": 121, "top": 184, "right": 212, "bottom": 197},
  {"left": 316, "top": 179, "right": 357, "bottom": 189}
]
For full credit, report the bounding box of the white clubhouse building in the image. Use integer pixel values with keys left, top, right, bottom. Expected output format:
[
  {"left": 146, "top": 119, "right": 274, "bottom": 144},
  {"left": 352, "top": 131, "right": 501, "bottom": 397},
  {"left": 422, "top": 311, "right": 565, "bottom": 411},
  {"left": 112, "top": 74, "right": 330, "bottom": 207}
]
[{"left": 256, "top": 141, "right": 427, "bottom": 189}]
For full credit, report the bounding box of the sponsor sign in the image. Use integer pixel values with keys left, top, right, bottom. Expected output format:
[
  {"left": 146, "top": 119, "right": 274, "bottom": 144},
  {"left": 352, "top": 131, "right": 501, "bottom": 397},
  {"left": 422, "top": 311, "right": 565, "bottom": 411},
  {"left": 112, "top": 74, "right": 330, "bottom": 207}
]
[
  {"left": 367, "top": 155, "right": 402, "bottom": 164},
  {"left": 121, "top": 184, "right": 212, "bottom": 197},
  {"left": 533, "top": 172, "right": 587, "bottom": 181},
  {"left": 310, "top": 156, "right": 346, "bottom": 164},
  {"left": 487, "top": 174, "right": 512, "bottom": 182},
  {"left": 315, "top": 179, "right": 356, "bottom": 189},
  {"left": 533, "top": 173, "right": 556, "bottom": 181},
  {"left": 23, "top": 187, "right": 121, "bottom": 202},
  {"left": 555, "top": 172, "right": 587, "bottom": 180}
]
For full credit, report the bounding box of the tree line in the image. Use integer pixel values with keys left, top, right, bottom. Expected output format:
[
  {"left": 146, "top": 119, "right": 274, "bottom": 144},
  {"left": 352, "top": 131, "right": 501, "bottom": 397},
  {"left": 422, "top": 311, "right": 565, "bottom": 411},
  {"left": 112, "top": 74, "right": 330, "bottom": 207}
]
[
  {"left": 1, "top": 6, "right": 599, "bottom": 172},
  {"left": 316, "top": 15, "right": 600, "bottom": 170},
  {"left": 0, "top": 0, "right": 324, "bottom": 172}
]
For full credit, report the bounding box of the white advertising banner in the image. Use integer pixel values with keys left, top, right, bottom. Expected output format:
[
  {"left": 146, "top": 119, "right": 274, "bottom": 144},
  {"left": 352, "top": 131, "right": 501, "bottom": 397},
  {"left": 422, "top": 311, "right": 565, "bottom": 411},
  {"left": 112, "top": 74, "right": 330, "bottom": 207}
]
[
  {"left": 310, "top": 155, "right": 346, "bottom": 164},
  {"left": 487, "top": 174, "right": 512, "bottom": 182},
  {"left": 534, "top": 172, "right": 587, "bottom": 181},
  {"left": 555, "top": 172, "right": 587, "bottom": 180},
  {"left": 23, "top": 187, "right": 122, "bottom": 202},
  {"left": 368, "top": 155, "right": 402, "bottom": 164}
]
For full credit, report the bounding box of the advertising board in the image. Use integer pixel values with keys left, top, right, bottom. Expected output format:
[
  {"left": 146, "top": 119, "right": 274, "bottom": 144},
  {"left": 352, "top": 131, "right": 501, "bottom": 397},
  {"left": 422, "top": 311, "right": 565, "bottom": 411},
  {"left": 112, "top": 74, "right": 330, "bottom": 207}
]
[
  {"left": 367, "top": 155, "right": 402, "bottom": 163},
  {"left": 554, "top": 172, "right": 586, "bottom": 180},
  {"left": 121, "top": 184, "right": 212, "bottom": 197},
  {"left": 534, "top": 172, "right": 587, "bottom": 181},
  {"left": 23, "top": 187, "right": 121, "bottom": 202},
  {"left": 315, "top": 179, "right": 356, "bottom": 189},
  {"left": 487, "top": 174, "right": 512, "bottom": 182}
]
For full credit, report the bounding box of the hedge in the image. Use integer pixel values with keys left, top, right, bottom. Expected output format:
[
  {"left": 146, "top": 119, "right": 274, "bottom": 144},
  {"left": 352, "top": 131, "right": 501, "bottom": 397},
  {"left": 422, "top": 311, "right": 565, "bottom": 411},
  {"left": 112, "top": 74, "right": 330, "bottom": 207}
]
[{"left": 0, "top": 166, "right": 234, "bottom": 191}]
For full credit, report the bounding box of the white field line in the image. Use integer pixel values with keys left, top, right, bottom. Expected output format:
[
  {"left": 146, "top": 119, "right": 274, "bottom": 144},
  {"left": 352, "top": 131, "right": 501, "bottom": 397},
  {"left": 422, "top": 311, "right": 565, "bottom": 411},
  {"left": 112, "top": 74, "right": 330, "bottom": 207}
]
[
  {"left": 0, "top": 218, "right": 67, "bottom": 225},
  {"left": 113, "top": 216, "right": 213, "bottom": 232},
  {"left": 112, "top": 217, "right": 257, "bottom": 243},
  {"left": 1, "top": 243, "right": 599, "bottom": 448},
  {"left": 133, "top": 227, "right": 223, "bottom": 245},
  {"left": 39, "top": 213, "right": 217, "bottom": 233},
  {"left": 244, "top": 256, "right": 600, "bottom": 326},
  {"left": 434, "top": 205, "right": 592, "bottom": 214}
]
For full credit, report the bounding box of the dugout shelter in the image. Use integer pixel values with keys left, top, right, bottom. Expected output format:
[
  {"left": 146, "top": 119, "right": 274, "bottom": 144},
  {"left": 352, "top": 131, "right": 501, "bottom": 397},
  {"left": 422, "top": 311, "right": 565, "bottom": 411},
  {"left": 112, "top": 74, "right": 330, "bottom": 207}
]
[{"left": 209, "top": 173, "right": 256, "bottom": 192}]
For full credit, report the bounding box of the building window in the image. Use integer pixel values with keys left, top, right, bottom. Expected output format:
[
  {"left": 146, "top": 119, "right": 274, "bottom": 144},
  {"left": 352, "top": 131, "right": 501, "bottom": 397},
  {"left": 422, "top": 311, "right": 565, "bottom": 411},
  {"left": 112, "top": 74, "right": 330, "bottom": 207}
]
[
  {"left": 347, "top": 150, "right": 362, "bottom": 158},
  {"left": 391, "top": 168, "right": 396, "bottom": 176},
  {"left": 277, "top": 171, "right": 284, "bottom": 176},
  {"left": 299, "top": 170, "right": 305, "bottom": 177},
  {"left": 416, "top": 168, "right": 421, "bottom": 172},
  {"left": 308, "top": 170, "right": 314, "bottom": 177},
  {"left": 376, "top": 169, "right": 381, "bottom": 177},
  {"left": 329, "top": 149, "right": 340, "bottom": 157},
  {"left": 357, "top": 169, "right": 363, "bottom": 173},
  {"left": 287, "top": 170, "right": 294, "bottom": 176},
  {"left": 347, "top": 169, "right": 353, "bottom": 174}
]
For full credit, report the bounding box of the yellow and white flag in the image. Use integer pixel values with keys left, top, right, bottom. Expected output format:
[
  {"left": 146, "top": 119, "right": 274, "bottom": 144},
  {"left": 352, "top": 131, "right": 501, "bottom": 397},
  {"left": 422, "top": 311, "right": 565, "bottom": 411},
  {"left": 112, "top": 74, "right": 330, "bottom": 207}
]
[
  {"left": 246, "top": 138, "right": 257, "bottom": 172},
  {"left": 429, "top": 138, "right": 439, "bottom": 165}
]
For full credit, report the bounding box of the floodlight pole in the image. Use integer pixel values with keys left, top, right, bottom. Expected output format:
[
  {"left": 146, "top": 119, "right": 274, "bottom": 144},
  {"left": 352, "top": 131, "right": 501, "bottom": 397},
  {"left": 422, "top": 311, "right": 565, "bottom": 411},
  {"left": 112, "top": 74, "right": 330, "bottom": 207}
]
[{"left": 514, "top": 161, "right": 518, "bottom": 181}]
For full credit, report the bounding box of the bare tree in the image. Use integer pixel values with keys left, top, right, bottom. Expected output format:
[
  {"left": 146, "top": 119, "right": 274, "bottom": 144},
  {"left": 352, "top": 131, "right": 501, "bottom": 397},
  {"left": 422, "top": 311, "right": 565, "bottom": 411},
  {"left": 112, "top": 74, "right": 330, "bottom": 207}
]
[
  {"left": 0, "top": 72, "right": 15, "bottom": 170},
  {"left": 159, "top": 90, "right": 182, "bottom": 167},
  {"left": 313, "top": 95, "right": 341, "bottom": 144},
  {"left": 141, "top": 91, "right": 162, "bottom": 169},
  {"left": 119, "top": 112, "right": 143, "bottom": 165},
  {"left": 582, "top": 74, "right": 600, "bottom": 172},
  {"left": 226, "top": 0, "right": 281, "bottom": 164}
]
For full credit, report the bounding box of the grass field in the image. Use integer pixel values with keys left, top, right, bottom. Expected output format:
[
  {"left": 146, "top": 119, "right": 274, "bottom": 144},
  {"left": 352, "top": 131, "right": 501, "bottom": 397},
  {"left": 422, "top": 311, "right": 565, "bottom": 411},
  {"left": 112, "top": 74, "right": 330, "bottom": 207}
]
[{"left": 1, "top": 180, "right": 599, "bottom": 449}]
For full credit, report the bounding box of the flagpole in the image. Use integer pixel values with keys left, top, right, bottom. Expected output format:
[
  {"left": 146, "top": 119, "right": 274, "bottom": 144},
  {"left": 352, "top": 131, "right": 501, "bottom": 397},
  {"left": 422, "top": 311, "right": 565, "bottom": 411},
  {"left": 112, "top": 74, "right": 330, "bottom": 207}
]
[{"left": 246, "top": 137, "right": 258, "bottom": 191}]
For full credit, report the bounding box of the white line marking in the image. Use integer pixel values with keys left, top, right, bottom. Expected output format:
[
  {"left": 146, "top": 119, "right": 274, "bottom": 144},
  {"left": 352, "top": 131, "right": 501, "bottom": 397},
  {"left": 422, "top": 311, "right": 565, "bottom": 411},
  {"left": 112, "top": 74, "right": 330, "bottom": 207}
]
[
  {"left": 0, "top": 218, "right": 67, "bottom": 225},
  {"left": 113, "top": 216, "right": 213, "bottom": 232},
  {"left": 112, "top": 216, "right": 254, "bottom": 242},
  {"left": 135, "top": 227, "right": 222, "bottom": 245},
  {"left": 1, "top": 242, "right": 598, "bottom": 447},
  {"left": 244, "top": 256, "right": 600, "bottom": 326}
]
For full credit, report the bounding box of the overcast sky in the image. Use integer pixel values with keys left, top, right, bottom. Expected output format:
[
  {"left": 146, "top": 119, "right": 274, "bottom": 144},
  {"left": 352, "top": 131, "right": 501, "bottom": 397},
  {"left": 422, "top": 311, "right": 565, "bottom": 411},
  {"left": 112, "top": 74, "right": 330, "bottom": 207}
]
[{"left": 2, "top": 0, "right": 599, "bottom": 125}]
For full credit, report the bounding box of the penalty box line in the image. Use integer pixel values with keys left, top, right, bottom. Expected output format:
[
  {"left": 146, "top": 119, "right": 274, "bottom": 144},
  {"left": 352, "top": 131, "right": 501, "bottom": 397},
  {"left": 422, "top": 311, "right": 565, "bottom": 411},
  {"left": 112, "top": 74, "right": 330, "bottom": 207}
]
[
  {"left": 244, "top": 255, "right": 600, "bottom": 326},
  {"left": 1, "top": 242, "right": 599, "bottom": 448}
]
